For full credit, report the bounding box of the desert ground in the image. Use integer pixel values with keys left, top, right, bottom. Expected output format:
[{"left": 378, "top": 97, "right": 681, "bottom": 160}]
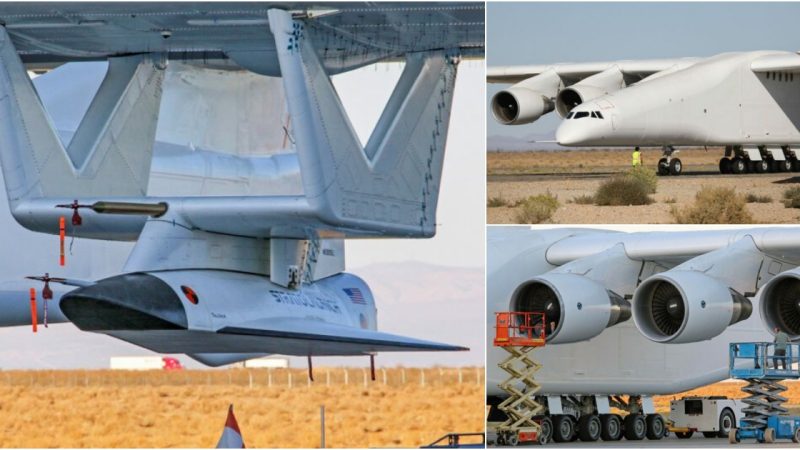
[
  {"left": 487, "top": 148, "right": 800, "bottom": 224},
  {"left": 0, "top": 367, "right": 483, "bottom": 448}
]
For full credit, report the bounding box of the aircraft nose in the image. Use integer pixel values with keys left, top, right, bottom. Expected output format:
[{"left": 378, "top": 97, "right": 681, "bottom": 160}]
[
  {"left": 60, "top": 273, "right": 187, "bottom": 331},
  {"left": 555, "top": 120, "right": 586, "bottom": 146}
]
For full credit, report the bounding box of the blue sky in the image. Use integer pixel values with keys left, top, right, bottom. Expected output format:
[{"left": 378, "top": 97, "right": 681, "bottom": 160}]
[{"left": 488, "top": 2, "right": 800, "bottom": 141}]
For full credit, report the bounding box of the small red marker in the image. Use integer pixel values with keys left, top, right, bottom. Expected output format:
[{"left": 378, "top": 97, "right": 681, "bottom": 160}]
[{"left": 59, "top": 216, "right": 65, "bottom": 266}]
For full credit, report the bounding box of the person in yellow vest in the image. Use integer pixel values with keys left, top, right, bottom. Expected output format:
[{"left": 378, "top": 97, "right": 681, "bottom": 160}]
[{"left": 632, "top": 147, "right": 642, "bottom": 167}]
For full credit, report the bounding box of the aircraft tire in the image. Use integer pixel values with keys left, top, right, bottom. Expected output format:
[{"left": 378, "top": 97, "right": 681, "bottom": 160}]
[
  {"left": 600, "top": 414, "right": 622, "bottom": 441},
  {"left": 792, "top": 159, "right": 800, "bottom": 172},
  {"left": 645, "top": 414, "right": 665, "bottom": 440},
  {"left": 623, "top": 414, "right": 646, "bottom": 440},
  {"left": 578, "top": 415, "right": 601, "bottom": 441},
  {"left": 781, "top": 159, "right": 793, "bottom": 172},
  {"left": 755, "top": 160, "right": 769, "bottom": 173},
  {"left": 669, "top": 158, "right": 682, "bottom": 176},
  {"left": 731, "top": 157, "right": 746, "bottom": 174},
  {"left": 552, "top": 415, "right": 574, "bottom": 442},
  {"left": 719, "top": 158, "right": 732, "bottom": 174},
  {"left": 657, "top": 158, "right": 669, "bottom": 175}
]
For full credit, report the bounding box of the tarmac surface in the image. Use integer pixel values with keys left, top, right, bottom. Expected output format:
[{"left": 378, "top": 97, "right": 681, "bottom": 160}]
[
  {"left": 487, "top": 430, "right": 799, "bottom": 448},
  {"left": 487, "top": 170, "right": 800, "bottom": 182}
]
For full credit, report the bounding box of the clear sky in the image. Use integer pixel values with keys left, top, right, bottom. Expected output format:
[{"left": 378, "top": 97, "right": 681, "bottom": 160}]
[{"left": 487, "top": 1, "right": 800, "bottom": 141}]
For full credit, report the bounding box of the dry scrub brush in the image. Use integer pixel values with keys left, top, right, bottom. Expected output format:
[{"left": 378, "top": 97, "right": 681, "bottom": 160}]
[
  {"left": 513, "top": 193, "right": 559, "bottom": 223},
  {"left": 783, "top": 187, "right": 800, "bottom": 208},
  {"left": 671, "top": 186, "right": 755, "bottom": 224},
  {"left": 594, "top": 175, "right": 653, "bottom": 206}
]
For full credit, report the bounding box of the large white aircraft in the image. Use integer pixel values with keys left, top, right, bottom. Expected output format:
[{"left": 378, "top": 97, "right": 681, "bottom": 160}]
[
  {"left": 487, "top": 226, "right": 799, "bottom": 443},
  {"left": 488, "top": 51, "right": 800, "bottom": 175},
  {"left": 0, "top": 2, "right": 483, "bottom": 367}
]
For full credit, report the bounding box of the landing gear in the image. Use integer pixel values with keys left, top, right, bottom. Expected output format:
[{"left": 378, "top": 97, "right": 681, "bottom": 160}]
[
  {"left": 578, "top": 414, "right": 601, "bottom": 441},
  {"left": 669, "top": 158, "right": 682, "bottom": 175},
  {"left": 623, "top": 414, "right": 646, "bottom": 440},
  {"left": 645, "top": 414, "right": 665, "bottom": 440},
  {"left": 657, "top": 158, "right": 669, "bottom": 176},
  {"left": 552, "top": 415, "right": 574, "bottom": 442},
  {"left": 600, "top": 414, "right": 623, "bottom": 441},
  {"left": 731, "top": 157, "right": 746, "bottom": 174},
  {"left": 719, "top": 157, "right": 732, "bottom": 174},
  {"left": 755, "top": 160, "right": 769, "bottom": 173},
  {"left": 779, "top": 159, "right": 793, "bottom": 172}
]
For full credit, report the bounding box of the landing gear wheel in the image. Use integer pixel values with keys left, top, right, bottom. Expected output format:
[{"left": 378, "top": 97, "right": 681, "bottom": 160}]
[
  {"left": 703, "top": 431, "right": 718, "bottom": 438},
  {"left": 538, "top": 416, "right": 552, "bottom": 444},
  {"left": 755, "top": 160, "right": 769, "bottom": 173},
  {"left": 669, "top": 158, "right": 682, "bottom": 176},
  {"left": 578, "top": 415, "right": 601, "bottom": 442},
  {"left": 657, "top": 158, "right": 669, "bottom": 176},
  {"left": 600, "top": 414, "right": 622, "bottom": 441},
  {"left": 792, "top": 159, "right": 800, "bottom": 172},
  {"left": 718, "top": 408, "right": 735, "bottom": 438},
  {"left": 623, "top": 414, "right": 646, "bottom": 441},
  {"left": 781, "top": 159, "right": 793, "bottom": 172},
  {"left": 552, "top": 415, "right": 574, "bottom": 443},
  {"left": 732, "top": 157, "right": 746, "bottom": 174},
  {"left": 675, "top": 430, "right": 694, "bottom": 439},
  {"left": 719, "top": 157, "right": 732, "bottom": 174},
  {"left": 645, "top": 414, "right": 665, "bottom": 440},
  {"left": 764, "top": 427, "right": 775, "bottom": 444},
  {"left": 506, "top": 432, "right": 519, "bottom": 447},
  {"left": 729, "top": 429, "right": 740, "bottom": 444}
]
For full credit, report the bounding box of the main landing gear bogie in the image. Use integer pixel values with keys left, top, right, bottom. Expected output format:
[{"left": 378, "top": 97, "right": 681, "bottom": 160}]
[
  {"left": 658, "top": 158, "right": 682, "bottom": 176},
  {"left": 719, "top": 156, "right": 800, "bottom": 174}
]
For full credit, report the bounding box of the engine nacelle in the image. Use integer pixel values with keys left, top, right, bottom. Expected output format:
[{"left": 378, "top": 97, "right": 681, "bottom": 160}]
[
  {"left": 510, "top": 273, "right": 630, "bottom": 344},
  {"left": 758, "top": 269, "right": 800, "bottom": 340},
  {"left": 555, "top": 67, "right": 625, "bottom": 117},
  {"left": 491, "top": 87, "right": 554, "bottom": 125},
  {"left": 491, "top": 69, "right": 561, "bottom": 125},
  {"left": 633, "top": 271, "right": 752, "bottom": 344}
]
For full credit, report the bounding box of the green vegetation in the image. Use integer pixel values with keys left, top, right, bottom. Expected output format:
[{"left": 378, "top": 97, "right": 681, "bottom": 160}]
[
  {"left": 783, "top": 187, "right": 800, "bottom": 208},
  {"left": 627, "top": 166, "right": 658, "bottom": 194},
  {"left": 672, "top": 186, "right": 755, "bottom": 224},
  {"left": 513, "top": 193, "right": 560, "bottom": 224},
  {"left": 594, "top": 175, "right": 653, "bottom": 206},
  {"left": 570, "top": 194, "right": 595, "bottom": 205}
]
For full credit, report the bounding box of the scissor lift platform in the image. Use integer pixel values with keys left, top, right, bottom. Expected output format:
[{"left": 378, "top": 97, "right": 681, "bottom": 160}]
[
  {"left": 728, "top": 342, "right": 800, "bottom": 444},
  {"left": 493, "top": 312, "right": 547, "bottom": 446}
]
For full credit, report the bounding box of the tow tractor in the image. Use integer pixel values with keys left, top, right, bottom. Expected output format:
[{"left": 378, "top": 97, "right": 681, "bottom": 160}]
[
  {"left": 728, "top": 342, "right": 800, "bottom": 444},
  {"left": 491, "top": 311, "right": 547, "bottom": 446}
]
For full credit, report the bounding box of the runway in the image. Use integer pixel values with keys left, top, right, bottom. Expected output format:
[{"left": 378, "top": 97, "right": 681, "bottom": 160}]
[
  {"left": 487, "top": 431, "right": 799, "bottom": 448},
  {"left": 488, "top": 171, "right": 800, "bottom": 183}
]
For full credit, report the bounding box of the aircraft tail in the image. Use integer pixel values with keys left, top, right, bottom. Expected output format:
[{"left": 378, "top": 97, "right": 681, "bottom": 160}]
[
  {"left": 269, "top": 9, "right": 460, "bottom": 238},
  {"left": 0, "top": 27, "right": 165, "bottom": 207}
]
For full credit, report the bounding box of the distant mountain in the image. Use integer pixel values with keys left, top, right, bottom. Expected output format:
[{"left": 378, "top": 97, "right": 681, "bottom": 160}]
[{"left": 487, "top": 132, "right": 569, "bottom": 151}]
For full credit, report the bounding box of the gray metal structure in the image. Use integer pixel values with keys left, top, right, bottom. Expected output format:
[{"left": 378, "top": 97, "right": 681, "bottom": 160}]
[{"left": 0, "top": 2, "right": 483, "bottom": 365}]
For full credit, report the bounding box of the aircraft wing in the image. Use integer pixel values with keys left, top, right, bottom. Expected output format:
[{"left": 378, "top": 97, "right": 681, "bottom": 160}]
[
  {"left": 751, "top": 53, "right": 800, "bottom": 73},
  {"left": 220, "top": 319, "right": 468, "bottom": 354},
  {"left": 488, "top": 58, "right": 700, "bottom": 84},
  {"left": 1, "top": 2, "right": 484, "bottom": 75}
]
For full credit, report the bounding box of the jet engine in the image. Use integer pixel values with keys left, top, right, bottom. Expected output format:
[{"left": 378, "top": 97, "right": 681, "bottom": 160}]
[
  {"left": 758, "top": 268, "right": 800, "bottom": 340},
  {"left": 490, "top": 69, "right": 561, "bottom": 125},
  {"left": 510, "top": 273, "right": 631, "bottom": 344},
  {"left": 633, "top": 271, "right": 752, "bottom": 344},
  {"left": 555, "top": 67, "right": 625, "bottom": 116}
]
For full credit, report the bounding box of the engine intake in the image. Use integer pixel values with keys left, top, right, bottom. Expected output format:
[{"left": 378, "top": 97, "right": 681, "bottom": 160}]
[
  {"left": 554, "top": 67, "right": 625, "bottom": 116},
  {"left": 510, "top": 273, "right": 630, "bottom": 344},
  {"left": 491, "top": 88, "right": 554, "bottom": 125},
  {"left": 759, "top": 270, "right": 800, "bottom": 339},
  {"left": 633, "top": 271, "right": 752, "bottom": 344}
]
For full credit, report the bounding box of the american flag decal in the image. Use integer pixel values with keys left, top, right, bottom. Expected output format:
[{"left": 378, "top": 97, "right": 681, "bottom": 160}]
[{"left": 343, "top": 288, "right": 366, "bottom": 305}]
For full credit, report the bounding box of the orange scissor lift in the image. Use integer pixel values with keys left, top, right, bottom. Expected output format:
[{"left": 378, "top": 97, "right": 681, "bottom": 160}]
[{"left": 493, "top": 312, "right": 548, "bottom": 446}]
